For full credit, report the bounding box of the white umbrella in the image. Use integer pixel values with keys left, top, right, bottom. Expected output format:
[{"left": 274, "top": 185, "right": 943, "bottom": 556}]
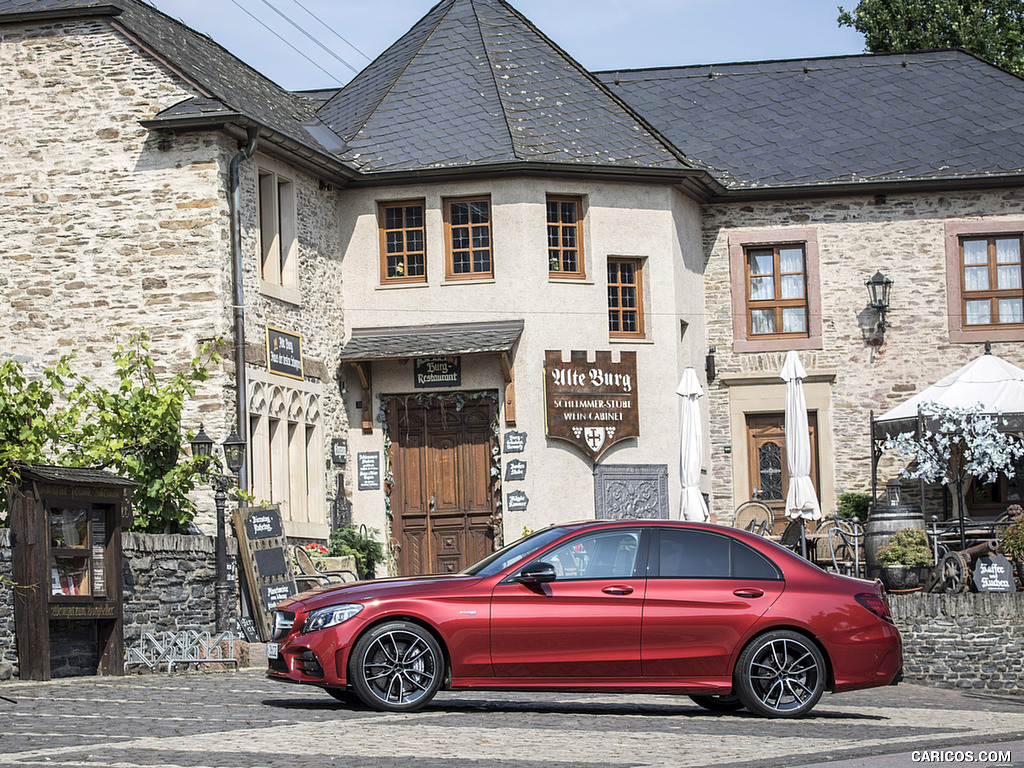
[
  {"left": 781, "top": 351, "right": 821, "bottom": 556},
  {"left": 677, "top": 366, "right": 709, "bottom": 522}
]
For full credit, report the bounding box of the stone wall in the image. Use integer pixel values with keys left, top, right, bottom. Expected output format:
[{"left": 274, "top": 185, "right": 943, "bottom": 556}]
[
  {"left": 890, "top": 592, "right": 1024, "bottom": 692},
  {"left": 703, "top": 189, "right": 1024, "bottom": 519},
  {"left": 0, "top": 529, "right": 15, "bottom": 679}
]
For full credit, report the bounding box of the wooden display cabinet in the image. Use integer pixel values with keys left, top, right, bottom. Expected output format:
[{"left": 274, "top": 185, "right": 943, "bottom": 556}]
[{"left": 8, "top": 466, "right": 134, "bottom": 680}]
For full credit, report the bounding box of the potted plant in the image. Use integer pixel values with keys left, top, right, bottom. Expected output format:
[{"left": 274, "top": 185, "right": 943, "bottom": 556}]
[
  {"left": 328, "top": 525, "right": 384, "bottom": 579},
  {"left": 876, "top": 527, "right": 933, "bottom": 591},
  {"left": 998, "top": 506, "right": 1024, "bottom": 587}
]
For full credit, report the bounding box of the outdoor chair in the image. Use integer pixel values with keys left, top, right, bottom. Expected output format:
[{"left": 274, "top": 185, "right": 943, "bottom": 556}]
[
  {"left": 293, "top": 546, "right": 358, "bottom": 591},
  {"left": 732, "top": 499, "right": 773, "bottom": 537}
]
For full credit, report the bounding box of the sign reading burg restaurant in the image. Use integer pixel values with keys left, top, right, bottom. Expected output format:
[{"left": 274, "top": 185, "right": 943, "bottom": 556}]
[
  {"left": 266, "top": 326, "right": 303, "bottom": 380},
  {"left": 544, "top": 350, "right": 640, "bottom": 461},
  {"left": 414, "top": 356, "right": 461, "bottom": 388}
]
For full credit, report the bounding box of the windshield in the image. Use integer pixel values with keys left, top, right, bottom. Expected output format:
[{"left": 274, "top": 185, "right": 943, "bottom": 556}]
[{"left": 460, "top": 526, "right": 573, "bottom": 577}]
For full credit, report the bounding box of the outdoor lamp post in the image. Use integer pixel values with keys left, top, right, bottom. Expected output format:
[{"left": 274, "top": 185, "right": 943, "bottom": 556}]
[
  {"left": 861, "top": 271, "right": 894, "bottom": 346},
  {"left": 190, "top": 424, "right": 246, "bottom": 633}
]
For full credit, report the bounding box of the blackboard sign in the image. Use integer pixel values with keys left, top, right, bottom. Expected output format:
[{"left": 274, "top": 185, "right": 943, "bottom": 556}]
[
  {"left": 414, "top": 357, "right": 461, "bottom": 388},
  {"left": 358, "top": 452, "right": 380, "bottom": 490},
  {"left": 233, "top": 506, "right": 298, "bottom": 641},
  {"left": 505, "top": 459, "right": 527, "bottom": 482},
  {"left": 973, "top": 555, "right": 1017, "bottom": 592},
  {"left": 331, "top": 438, "right": 348, "bottom": 466},
  {"left": 503, "top": 431, "right": 527, "bottom": 453},
  {"left": 236, "top": 616, "right": 259, "bottom": 643},
  {"left": 266, "top": 326, "right": 303, "bottom": 380},
  {"left": 245, "top": 509, "right": 283, "bottom": 539},
  {"left": 254, "top": 547, "right": 289, "bottom": 577},
  {"left": 261, "top": 582, "right": 297, "bottom": 613},
  {"left": 507, "top": 490, "right": 529, "bottom": 512}
]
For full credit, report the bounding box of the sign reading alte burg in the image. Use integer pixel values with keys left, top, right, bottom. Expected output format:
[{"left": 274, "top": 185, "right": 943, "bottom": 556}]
[{"left": 544, "top": 350, "right": 639, "bottom": 461}]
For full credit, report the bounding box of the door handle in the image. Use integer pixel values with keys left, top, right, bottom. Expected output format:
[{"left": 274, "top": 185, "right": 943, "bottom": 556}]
[
  {"left": 733, "top": 588, "right": 765, "bottom": 598},
  {"left": 602, "top": 585, "right": 634, "bottom": 595}
]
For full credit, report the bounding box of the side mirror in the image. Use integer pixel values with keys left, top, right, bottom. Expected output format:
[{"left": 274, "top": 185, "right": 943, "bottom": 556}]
[{"left": 516, "top": 561, "right": 556, "bottom": 584}]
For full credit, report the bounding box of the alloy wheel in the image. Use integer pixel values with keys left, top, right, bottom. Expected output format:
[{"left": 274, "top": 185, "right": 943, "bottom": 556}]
[
  {"left": 735, "top": 631, "right": 825, "bottom": 717},
  {"left": 352, "top": 623, "right": 442, "bottom": 711}
]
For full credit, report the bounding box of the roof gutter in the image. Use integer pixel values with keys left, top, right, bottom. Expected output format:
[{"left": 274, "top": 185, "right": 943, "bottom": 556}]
[
  {"left": 228, "top": 127, "right": 259, "bottom": 492},
  {"left": 711, "top": 173, "right": 1024, "bottom": 203}
]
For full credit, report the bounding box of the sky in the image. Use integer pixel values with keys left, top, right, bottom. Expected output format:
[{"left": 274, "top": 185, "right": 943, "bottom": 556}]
[{"left": 143, "top": 0, "right": 869, "bottom": 91}]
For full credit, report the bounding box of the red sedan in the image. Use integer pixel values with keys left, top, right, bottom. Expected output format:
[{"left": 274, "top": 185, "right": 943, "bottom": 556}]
[{"left": 267, "top": 520, "right": 902, "bottom": 718}]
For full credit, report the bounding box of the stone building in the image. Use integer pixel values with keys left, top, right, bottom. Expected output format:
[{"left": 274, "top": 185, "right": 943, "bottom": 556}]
[{"left": 3, "top": 0, "right": 1024, "bottom": 575}]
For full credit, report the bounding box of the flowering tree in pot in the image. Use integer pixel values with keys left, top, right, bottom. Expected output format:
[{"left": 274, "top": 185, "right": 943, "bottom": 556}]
[{"left": 881, "top": 402, "right": 1024, "bottom": 550}]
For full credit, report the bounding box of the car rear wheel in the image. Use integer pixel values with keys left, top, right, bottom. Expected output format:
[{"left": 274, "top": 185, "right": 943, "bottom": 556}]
[
  {"left": 349, "top": 621, "right": 444, "bottom": 712},
  {"left": 688, "top": 694, "right": 745, "bottom": 713},
  {"left": 734, "top": 630, "right": 825, "bottom": 718}
]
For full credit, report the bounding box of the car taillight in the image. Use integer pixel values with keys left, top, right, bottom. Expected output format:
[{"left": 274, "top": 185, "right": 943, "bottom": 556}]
[{"left": 855, "top": 592, "right": 894, "bottom": 624}]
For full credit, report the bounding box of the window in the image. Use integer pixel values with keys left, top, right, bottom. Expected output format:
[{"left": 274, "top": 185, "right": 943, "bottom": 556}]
[
  {"left": 444, "top": 196, "right": 492, "bottom": 279},
  {"left": 379, "top": 200, "right": 426, "bottom": 284},
  {"left": 960, "top": 236, "right": 1023, "bottom": 327},
  {"left": 728, "top": 228, "right": 821, "bottom": 352},
  {"left": 745, "top": 244, "right": 807, "bottom": 337},
  {"left": 944, "top": 220, "right": 1024, "bottom": 343},
  {"left": 656, "top": 529, "right": 781, "bottom": 580},
  {"left": 248, "top": 369, "right": 326, "bottom": 539},
  {"left": 608, "top": 258, "right": 644, "bottom": 338},
  {"left": 746, "top": 412, "right": 819, "bottom": 529},
  {"left": 257, "top": 162, "right": 298, "bottom": 299},
  {"left": 547, "top": 195, "right": 584, "bottom": 278},
  {"left": 533, "top": 530, "right": 641, "bottom": 580}
]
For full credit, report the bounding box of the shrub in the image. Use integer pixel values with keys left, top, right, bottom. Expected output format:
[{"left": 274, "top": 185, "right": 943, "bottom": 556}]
[
  {"left": 837, "top": 491, "right": 872, "bottom": 523},
  {"left": 328, "top": 526, "right": 384, "bottom": 578},
  {"left": 877, "top": 527, "right": 932, "bottom": 567},
  {"left": 1000, "top": 520, "right": 1024, "bottom": 560}
]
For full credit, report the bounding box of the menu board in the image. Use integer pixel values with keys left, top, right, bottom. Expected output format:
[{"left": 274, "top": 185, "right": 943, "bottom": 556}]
[{"left": 233, "top": 506, "right": 299, "bottom": 640}]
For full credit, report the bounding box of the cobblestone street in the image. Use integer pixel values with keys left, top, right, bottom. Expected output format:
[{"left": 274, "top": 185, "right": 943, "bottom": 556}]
[{"left": 1, "top": 668, "right": 1023, "bottom": 767}]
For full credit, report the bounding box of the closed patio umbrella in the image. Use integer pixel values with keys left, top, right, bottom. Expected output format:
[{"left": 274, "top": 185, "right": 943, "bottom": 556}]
[
  {"left": 782, "top": 350, "right": 821, "bottom": 557},
  {"left": 677, "top": 366, "right": 709, "bottom": 522}
]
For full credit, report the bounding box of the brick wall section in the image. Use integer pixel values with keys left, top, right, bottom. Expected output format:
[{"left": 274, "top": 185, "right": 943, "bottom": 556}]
[
  {"left": 703, "top": 189, "right": 1024, "bottom": 516},
  {"left": 890, "top": 592, "right": 1024, "bottom": 692}
]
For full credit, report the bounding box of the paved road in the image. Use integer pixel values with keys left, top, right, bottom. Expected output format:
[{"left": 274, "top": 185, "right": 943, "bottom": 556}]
[{"left": 1, "top": 668, "right": 1023, "bottom": 767}]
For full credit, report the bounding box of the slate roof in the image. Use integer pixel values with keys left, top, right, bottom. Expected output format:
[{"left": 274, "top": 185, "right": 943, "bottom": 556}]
[
  {"left": 598, "top": 51, "right": 1024, "bottom": 191},
  {"left": 0, "top": 0, "right": 346, "bottom": 163},
  {"left": 19, "top": 465, "right": 136, "bottom": 487},
  {"left": 316, "top": 0, "right": 691, "bottom": 175},
  {"left": 339, "top": 320, "right": 524, "bottom": 361}
]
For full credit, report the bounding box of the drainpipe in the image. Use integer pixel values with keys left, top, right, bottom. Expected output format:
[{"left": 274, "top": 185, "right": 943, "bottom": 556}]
[{"left": 229, "top": 127, "right": 259, "bottom": 492}]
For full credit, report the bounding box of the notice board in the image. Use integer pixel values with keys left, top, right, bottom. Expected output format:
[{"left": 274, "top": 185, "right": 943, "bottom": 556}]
[{"left": 232, "top": 506, "right": 298, "bottom": 641}]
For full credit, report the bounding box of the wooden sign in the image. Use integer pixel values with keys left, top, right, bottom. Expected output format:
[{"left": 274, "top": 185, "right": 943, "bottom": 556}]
[
  {"left": 357, "top": 452, "right": 381, "bottom": 490},
  {"left": 232, "top": 506, "right": 299, "bottom": 640},
  {"left": 544, "top": 350, "right": 640, "bottom": 461},
  {"left": 507, "top": 490, "right": 529, "bottom": 512},
  {"left": 973, "top": 555, "right": 1017, "bottom": 592},
  {"left": 331, "top": 438, "right": 348, "bottom": 465},
  {"left": 414, "top": 357, "right": 461, "bottom": 388},
  {"left": 266, "top": 326, "right": 303, "bottom": 380}
]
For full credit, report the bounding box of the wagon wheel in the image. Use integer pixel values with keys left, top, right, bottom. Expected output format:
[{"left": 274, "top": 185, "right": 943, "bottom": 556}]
[{"left": 937, "top": 551, "right": 970, "bottom": 594}]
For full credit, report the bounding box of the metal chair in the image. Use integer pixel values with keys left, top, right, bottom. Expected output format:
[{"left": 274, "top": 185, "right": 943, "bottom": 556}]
[{"left": 293, "top": 546, "right": 358, "bottom": 591}]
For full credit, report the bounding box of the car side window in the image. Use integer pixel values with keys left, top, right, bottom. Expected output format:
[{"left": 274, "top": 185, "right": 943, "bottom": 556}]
[
  {"left": 657, "top": 530, "right": 782, "bottom": 580},
  {"left": 540, "top": 530, "right": 641, "bottom": 580}
]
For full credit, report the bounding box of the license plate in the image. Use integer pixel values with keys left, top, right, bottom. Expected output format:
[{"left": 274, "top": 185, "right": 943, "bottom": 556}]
[{"left": 266, "top": 642, "right": 279, "bottom": 659}]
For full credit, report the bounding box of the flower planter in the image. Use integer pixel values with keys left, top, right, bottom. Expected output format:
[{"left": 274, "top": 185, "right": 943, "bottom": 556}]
[{"left": 880, "top": 565, "right": 926, "bottom": 592}]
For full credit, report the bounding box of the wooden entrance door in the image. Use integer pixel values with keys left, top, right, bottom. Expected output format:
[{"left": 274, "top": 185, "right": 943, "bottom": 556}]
[
  {"left": 746, "top": 412, "right": 819, "bottom": 533},
  {"left": 388, "top": 398, "right": 496, "bottom": 576}
]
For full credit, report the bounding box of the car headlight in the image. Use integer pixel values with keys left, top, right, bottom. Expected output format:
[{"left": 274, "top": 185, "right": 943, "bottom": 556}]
[{"left": 302, "top": 603, "right": 363, "bottom": 633}]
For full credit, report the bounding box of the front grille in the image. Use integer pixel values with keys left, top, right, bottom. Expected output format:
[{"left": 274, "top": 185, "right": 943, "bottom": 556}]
[{"left": 272, "top": 609, "right": 295, "bottom": 641}]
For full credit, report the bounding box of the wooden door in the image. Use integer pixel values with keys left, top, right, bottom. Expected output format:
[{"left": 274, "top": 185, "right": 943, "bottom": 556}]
[
  {"left": 745, "top": 412, "right": 819, "bottom": 533},
  {"left": 388, "top": 398, "right": 496, "bottom": 576}
]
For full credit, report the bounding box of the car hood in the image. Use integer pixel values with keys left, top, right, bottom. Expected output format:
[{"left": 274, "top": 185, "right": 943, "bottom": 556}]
[{"left": 280, "top": 573, "right": 482, "bottom": 612}]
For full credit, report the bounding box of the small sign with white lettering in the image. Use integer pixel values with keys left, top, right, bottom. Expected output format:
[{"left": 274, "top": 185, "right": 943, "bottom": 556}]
[
  {"left": 505, "top": 459, "right": 527, "bottom": 482},
  {"left": 507, "top": 490, "right": 529, "bottom": 512},
  {"left": 973, "top": 555, "right": 1016, "bottom": 592},
  {"left": 503, "top": 431, "right": 527, "bottom": 453},
  {"left": 414, "top": 357, "right": 461, "bottom": 388},
  {"left": 358, "top": 452, "right": 381, "bottom": 490}
]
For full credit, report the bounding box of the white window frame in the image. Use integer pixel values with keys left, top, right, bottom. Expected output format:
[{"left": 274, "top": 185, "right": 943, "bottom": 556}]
[
  {"left": 247, "top": 367, "right": 326, "bottom": 540},
  {"left": 256, "top": 157, "right": 300, "bottom": 305}
]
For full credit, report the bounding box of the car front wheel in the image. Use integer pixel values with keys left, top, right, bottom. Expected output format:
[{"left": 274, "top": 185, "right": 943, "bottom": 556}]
[
  {"left": 734, "top": 630, "right": 825, "bottom": 718},
  {"left": 349, "top": 621, "right": 444, "bottom": 712}
]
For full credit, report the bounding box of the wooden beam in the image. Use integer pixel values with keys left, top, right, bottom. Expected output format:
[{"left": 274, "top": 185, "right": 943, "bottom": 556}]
[{"left": 352, "top": 362, "right": 373, "bottom": 433}]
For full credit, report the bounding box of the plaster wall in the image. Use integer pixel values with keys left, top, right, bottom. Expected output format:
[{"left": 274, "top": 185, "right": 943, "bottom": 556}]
[{"left": 339, "top": 179, "right": 706, "bottom": 549}]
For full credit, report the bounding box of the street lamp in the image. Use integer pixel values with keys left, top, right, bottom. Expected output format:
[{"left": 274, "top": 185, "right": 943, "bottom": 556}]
[{"left": 190, "top": 424, "right": 246, "bottom": 633}]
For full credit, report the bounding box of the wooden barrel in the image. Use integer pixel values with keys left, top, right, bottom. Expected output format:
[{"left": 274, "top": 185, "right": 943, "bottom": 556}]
[{"left": 865, "top": 504, "right": 925, "bottom": 578}]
